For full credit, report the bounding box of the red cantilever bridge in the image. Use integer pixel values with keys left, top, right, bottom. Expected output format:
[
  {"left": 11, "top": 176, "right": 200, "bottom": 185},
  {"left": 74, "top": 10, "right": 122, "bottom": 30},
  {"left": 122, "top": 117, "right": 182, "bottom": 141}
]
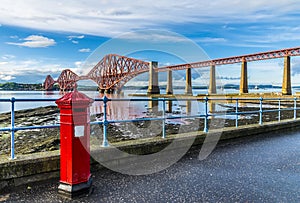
[
  {"left": 44, "top": 47, "right": 300, "bottom": 94},
  {"left": 44, "top": 54, "right": 150, "bottom": 92}
]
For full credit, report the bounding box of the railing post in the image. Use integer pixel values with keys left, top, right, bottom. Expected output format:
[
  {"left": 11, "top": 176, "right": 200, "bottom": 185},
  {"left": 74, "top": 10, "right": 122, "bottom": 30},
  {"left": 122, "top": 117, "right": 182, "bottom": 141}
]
[
  {"left": 294, "top": 97, "right": 297, "bottom": 120},
  {"left": 204, "top": 97, "right": 209, "bottom": 133},
  {"left": 162, "top": 99, "right": 166, "bottom": 139},
  {"left": 259, "top": 97, "right": 263, "bottom": 125},
  {"left": 278, "top": 98, "right": 281, "bottom": 122},
  {"left": 10, "top": 97, "right": 15, "bottom": 160},
  {"left": 235, "top": 98, "right": 239, "bottom": 128},
  {"left": 102, "top": 96, "right": 109, "bottom": 147}
]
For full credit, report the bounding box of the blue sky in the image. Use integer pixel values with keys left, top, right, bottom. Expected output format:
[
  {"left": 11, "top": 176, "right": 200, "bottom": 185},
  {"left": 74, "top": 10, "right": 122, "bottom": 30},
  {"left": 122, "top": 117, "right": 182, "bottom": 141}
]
[{"left": 1, "top": 0, "right": 300, "bottom": 86}]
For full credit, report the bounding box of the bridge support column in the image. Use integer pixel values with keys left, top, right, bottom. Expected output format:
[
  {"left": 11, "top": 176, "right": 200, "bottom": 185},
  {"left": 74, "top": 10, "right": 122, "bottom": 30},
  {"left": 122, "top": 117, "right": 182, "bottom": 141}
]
[
  {"left": 239, "top": 58, "right": 248, "bottom": 94},
  {"left": 185, "top": 67, "right": 193, "bottom": 95},
  {"left": 209, "top": 65, "right": 216, "bottom": 94},
  {"left": 209, "top": 101, "right": 216, "bottom": 114},
  {"left": 282, "top": 55, "right": 292, "bottom": 95},
  {"left": 166, "top": 69, "right": 173, "bottom": 94},
  {"left": 105, "top": 89, "right": 114, "bottom": 94},
  {"left": 167, "top": 100, "right": 172, "bottom": 113},
  {"left": 147, "top": 61, "right": 160, "bottom": 94},
  {"left": 186, "top": 100, "right": 191, "bottom": 114},
  {"left": 148, "top": 98, "right": 159, "bottom": 113}
]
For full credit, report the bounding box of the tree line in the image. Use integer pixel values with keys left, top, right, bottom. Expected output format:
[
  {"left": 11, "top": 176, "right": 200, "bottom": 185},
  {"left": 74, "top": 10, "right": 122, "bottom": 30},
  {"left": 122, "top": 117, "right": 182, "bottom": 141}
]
[{"left": 0, "top": 82, "right": 43, "bottom": 90}]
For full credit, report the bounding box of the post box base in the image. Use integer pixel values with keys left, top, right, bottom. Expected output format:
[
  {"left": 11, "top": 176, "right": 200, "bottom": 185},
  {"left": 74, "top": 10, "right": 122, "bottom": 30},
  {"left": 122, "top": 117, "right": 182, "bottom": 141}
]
[{"left": 58, "top": 177, "right": 92, "bottom": 199}]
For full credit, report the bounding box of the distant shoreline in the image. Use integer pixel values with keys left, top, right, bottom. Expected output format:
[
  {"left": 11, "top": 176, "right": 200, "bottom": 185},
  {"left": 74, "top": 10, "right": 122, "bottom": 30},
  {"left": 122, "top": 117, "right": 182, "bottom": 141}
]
[
  {"left": 3, "top": 81, "right": 300, "bottom": 92},
  {"left": 0, "top": 82, "right": 43, "bottom": 91}
]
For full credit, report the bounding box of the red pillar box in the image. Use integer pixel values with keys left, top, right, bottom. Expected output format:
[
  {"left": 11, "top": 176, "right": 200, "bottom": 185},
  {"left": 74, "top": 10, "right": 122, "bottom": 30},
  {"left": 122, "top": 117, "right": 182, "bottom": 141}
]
[{"left": 55, "top": 90, "right": 94, "bottom": 198}]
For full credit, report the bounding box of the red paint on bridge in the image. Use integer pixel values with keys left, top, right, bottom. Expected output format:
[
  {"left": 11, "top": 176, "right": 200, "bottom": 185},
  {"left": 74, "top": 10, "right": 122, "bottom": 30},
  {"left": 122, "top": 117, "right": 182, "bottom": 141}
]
[
  {"left": 44, "top": 47, "right": 300, "bottom": 91},
  {"left": 157, "top": 46, "right": 300, "bottom": 72},
  {"left": 44, "top": 54, "right": 149, "bottom": 91}
]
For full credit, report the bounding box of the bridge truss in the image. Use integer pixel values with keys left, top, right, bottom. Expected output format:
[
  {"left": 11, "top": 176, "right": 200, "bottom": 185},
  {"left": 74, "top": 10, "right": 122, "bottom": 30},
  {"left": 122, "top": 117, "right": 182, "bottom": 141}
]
[
  {"left": 44, "top": 47, "right": 300, "bottom": 91},
  {"left": 157, "top": 47, "right": 300, "bottom": 72},
  {"left": 44, "top": 54, "right": 150, "bottom": 92}
]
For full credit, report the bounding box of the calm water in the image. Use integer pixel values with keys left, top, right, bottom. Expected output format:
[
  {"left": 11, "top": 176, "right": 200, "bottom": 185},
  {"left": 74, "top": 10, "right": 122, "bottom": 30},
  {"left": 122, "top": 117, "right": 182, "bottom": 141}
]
[
  {"left": 0, "top": 89, "right": 208, "bottom": 114},
  {"left": 0, "top": 87, "right": 288, "bottom": 120}
]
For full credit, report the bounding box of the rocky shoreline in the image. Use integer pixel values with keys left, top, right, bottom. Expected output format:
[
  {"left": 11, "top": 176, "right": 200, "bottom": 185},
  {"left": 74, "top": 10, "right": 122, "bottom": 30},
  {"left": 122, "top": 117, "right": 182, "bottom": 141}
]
[
  {"left": 0, "top": 106, "right": 60, "bottom": 155},
  {"left": 0, "top": 103, "right": 298, "bottom": 156}
]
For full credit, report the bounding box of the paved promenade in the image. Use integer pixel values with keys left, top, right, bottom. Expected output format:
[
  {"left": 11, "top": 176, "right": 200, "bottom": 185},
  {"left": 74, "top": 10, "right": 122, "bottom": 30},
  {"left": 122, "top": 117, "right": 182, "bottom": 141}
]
[{"left": 1, "top": 130, "right": 300, "bottom": 202}]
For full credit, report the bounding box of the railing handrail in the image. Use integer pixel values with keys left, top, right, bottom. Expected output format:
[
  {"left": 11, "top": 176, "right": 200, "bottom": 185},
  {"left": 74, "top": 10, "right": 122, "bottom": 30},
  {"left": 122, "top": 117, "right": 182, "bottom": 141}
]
[
  {"left": 0, "top": 96, "right": 299, "bottom": 159},
  {"left": 0, "top": 97, "right": 296, "bottom": 102},
  {"left": 0, "top": 98, "right": 58, "bottom": 102}
]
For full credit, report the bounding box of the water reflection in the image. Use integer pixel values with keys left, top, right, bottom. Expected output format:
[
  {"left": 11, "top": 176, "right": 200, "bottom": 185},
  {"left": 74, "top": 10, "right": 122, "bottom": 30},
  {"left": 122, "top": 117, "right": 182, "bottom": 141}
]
[
  {"left": 91, "top": 93, "right": 148, "bottom": 121},
  {"left": 90, "top": 94, "right": 226, "bottom": 121},
  {"left": 91, "top": 93, "right": 193, "bottom": 121}
]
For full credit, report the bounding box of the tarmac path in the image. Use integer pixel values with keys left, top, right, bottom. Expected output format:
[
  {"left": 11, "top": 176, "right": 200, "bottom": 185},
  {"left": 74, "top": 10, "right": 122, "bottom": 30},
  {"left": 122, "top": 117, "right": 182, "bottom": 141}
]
[{"left": 1, "top": 130, "right": 300, "bottom": 202}]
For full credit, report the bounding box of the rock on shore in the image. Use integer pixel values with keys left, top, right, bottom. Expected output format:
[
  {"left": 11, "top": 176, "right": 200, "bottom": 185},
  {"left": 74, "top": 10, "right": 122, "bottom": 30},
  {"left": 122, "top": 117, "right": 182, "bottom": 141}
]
[{"left": 0, "top": 106, "right": 60, "bottom": 155}]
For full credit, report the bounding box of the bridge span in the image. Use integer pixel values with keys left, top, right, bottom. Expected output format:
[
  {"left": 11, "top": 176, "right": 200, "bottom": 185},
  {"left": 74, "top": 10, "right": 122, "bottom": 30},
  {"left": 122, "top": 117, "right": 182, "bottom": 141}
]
[{"left": 44, "top": 47, "right": 300, "bottom": 95}]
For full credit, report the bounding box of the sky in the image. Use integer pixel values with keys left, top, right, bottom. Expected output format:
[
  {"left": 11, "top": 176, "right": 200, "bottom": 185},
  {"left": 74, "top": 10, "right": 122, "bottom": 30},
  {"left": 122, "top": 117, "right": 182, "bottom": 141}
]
[{"left": 1, "top": 0, "right": 300, "bottom": 86}]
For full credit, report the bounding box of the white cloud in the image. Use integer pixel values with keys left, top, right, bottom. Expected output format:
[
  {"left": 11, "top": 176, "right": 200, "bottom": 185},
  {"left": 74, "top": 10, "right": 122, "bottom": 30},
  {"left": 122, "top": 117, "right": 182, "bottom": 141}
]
[
  {"left": 0, "top": 54, "right": 89, "bottom": 83},
  {"left": 6, "top": 35, "right": 56, "bottom": 48},
  {"left": 227, "top": 43, "right": 273, "bottom": 48},
  {"left": 75, "top": 61, "right": 83, "bottom": 68},
  {"left": 118, "top": 31, "right": 190, "bottom": 43},
  {"left": 68, "top": 35, "right": 84, "bottom": 44},
  {"left": 0, "top": 1, "right": 299, "bottom": 38},
  {"left": 0, "top": 61, "right": 9, "bottom": 65},
  {"left": 9, "top": 35, "right": 18, "bottom": 39},
  {"left": 245, "top": 32, "right": 300, "bottom": 44},
  {"left": 68, "top": 35, "right": 85, "bottom": 40},
  {"left": 0, "top": 75, "right": 15, "bottom": 81},
  {"left": 0, "top": 59, "right": 64, "bottom": 78},
  {"left": 74, "top": 61, "right": 91, "bottom": 75},
  {"left": 79, "top": 48, "right": 91, "bottom": 53}
]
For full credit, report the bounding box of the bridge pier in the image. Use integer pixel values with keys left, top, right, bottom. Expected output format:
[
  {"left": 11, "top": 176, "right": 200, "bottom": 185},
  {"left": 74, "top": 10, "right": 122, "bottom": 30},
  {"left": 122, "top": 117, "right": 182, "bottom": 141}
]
[
  {"left": 209, "top": 101, "right": 216, "bottom": 114},
  {"left": 185, "top": 67, "right": 193, "bottom": 95},
  {"left": 105, "top": 89, "right": 114, "bottom": 94},
  {"left": 186, "top": 100, "right": 191, "bottom": 114},
  {"left": 166, "top": 69, "right": 173, "bottom": 94},
  {"left": 209, "top": 64, "right": 216, "bottom": 94},
  {"left": 239, "top": 57, "right": 248, "bottom": 94},
  {"left": 148, "top": 99, "right": 159, "bottom": 113},
  {"left": 167, "top": 100, "right": 172, "bottom": 113},
  {"left": 282, "top": 55, "right": 292, "bottom": 95},
  {"left": 147, "top": 61, "right": 160, "bottom": 94}
]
